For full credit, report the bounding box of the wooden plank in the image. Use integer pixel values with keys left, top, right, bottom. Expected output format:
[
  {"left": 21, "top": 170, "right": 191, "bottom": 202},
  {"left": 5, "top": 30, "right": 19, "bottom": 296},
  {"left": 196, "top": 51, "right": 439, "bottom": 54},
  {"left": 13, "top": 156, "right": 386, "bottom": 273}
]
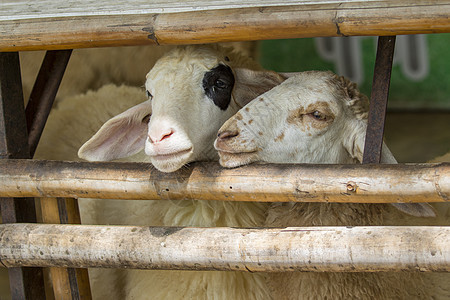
[
  {"left": 0, "top": 52, "right": 46, "bottom": 299},
  {"left": 0, "top": 1, "right": 449, "bottom": 51},
  {"left": 0, "top": 160, "right": 448, "bottom": 203},
  {"left": 0, "top": 224, "right": 448, "bottom": 272}
]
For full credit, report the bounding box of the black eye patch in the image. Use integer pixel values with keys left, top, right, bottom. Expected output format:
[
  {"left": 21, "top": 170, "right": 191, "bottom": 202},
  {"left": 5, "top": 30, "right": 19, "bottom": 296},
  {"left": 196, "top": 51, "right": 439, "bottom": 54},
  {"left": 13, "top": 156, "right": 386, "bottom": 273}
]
[{"left": 202, "top": 64, "right": 235, "bottom": 111}]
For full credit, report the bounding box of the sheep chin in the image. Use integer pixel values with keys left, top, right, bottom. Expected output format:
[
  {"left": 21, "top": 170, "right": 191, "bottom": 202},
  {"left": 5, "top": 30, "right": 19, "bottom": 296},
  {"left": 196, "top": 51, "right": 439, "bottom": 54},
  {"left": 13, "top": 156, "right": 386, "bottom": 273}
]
[
  {"left": 218, "top": 150, "right": 259, "bottom": 168},
  {"left": 150, "top": 148, "right": 194, "bottom": 173}
]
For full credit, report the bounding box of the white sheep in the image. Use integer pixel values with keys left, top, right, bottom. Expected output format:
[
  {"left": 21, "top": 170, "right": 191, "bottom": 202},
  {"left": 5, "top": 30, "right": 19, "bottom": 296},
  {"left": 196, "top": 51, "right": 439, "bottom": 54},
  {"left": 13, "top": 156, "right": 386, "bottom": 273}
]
[
  {"left": 214, "top": 71, "right": 449, "bottom": 299},
  {"left": 20, "top": 42, "right": 257, "bottom": 103},
  {"left": 35, "top": 45, "right": 285, "bottom": 299}
]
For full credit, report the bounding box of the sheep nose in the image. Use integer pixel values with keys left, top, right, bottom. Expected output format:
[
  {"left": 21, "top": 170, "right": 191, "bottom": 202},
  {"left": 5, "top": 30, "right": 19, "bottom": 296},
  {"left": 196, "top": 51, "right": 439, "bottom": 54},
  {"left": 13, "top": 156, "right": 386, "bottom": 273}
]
[
  {"left": 149, "top": 128, "right": 174, "bottom": 143},
  {"left": 217, "top": 130, "right": 239, "bottom": 141}
]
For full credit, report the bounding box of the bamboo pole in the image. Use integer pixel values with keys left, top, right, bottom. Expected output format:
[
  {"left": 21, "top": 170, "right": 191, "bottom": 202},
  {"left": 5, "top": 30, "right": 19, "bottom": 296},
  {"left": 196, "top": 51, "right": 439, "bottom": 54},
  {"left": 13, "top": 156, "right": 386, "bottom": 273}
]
[
  {"left": 40, "top": 198, "right": 92, "bottom": 300},
  {"left": 24, "top": 49, "right": 92, "bottom": 300},
  {"left": 0, "top": 224, "right": 448, "bottom": 272},
  {"left": 1, "top": 1, "right": 450, "bottom": 51},
  {"left": 0, "top": 160, "right": 448, "bottom": 203},
  {"left": 40, "top": 198, "right": 72, "bottom": 300}
]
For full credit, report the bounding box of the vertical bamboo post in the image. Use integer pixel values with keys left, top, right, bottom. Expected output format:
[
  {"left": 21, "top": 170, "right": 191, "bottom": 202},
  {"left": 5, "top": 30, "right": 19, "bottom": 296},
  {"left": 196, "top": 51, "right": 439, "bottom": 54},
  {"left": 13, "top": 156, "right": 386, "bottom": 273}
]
[
  {"left": 41, "top": 198, "right": 92, "bottom": 300},
  {"left": 25, "top": 50, "right": 91, "bottom": 300}
]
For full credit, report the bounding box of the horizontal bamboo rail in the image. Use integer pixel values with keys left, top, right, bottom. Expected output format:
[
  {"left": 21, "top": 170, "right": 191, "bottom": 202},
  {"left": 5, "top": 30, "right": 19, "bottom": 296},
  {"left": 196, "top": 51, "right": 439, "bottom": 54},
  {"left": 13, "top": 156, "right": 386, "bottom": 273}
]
[
  {"left": 1, "top": 159, "right": 449, "bottom": 202},
  {"left": 0, "top": 224, "right": 448, "bottom": 272},
  {"left": 1, "top": 1, "right": 450, "bottom": 51},
  {"left": 0, "top": 159, "right": 448, "bottom": 203}
]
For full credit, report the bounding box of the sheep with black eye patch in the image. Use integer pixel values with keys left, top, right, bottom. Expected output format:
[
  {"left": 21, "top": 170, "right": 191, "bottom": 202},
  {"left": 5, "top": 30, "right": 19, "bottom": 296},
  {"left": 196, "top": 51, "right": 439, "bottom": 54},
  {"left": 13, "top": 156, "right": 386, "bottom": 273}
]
[
  {"left": 35, "top": 45, "right": 286, "bottom": 299},
  {"left": 215, "top": 71, "right": 449, "bottom": 300}
]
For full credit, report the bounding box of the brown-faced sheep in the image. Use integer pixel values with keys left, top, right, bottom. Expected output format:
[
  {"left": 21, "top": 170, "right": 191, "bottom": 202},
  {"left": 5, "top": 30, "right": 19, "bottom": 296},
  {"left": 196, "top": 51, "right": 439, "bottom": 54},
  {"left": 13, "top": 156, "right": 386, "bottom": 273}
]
[{"left": 215, "top": 71, "right": 449, "bottom": 299}]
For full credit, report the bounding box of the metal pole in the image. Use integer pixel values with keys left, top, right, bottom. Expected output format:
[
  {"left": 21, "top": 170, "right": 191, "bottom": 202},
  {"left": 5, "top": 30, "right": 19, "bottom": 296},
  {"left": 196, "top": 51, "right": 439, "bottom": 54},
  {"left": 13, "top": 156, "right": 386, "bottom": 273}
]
[
  {"left": 25, "top": 49, "right": 72, "bottom": 157},
  {"left": 0, "top": 52, "right": 46, "bottom": 300},
  {"left": 363, "top": 36, "right": 396, "bottom": 164}
]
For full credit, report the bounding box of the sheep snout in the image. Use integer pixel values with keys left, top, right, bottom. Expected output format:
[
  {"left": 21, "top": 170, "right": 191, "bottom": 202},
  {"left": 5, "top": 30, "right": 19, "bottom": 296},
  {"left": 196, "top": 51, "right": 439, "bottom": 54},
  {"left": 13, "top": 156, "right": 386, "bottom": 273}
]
[
  {"left": 214, "top": 130, "right": 240, "bottom": 152},
  {"left": 217, "top": 130, "right": 239, "bottom": 141},
  {"left": 148, "top": 128, "right": 174, "bottom": 144},
  {"left": 215, "top": 127, "right": 260, "bottom": 168},
  {"left": 145, "top": 118, "right": 195, "bottom": 172}
]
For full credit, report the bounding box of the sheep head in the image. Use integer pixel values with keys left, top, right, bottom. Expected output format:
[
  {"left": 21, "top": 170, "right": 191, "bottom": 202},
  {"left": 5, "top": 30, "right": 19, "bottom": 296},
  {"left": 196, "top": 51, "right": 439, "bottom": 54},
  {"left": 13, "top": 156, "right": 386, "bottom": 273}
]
[
  {"left": 215, "top": 71, "right": 369, "bottom": 167},
  {"left": 215, "top": 71, "right": 436, "bottom": 217},
  {"left": 78, "top": 45, "right": 285, "bottom": 173}
]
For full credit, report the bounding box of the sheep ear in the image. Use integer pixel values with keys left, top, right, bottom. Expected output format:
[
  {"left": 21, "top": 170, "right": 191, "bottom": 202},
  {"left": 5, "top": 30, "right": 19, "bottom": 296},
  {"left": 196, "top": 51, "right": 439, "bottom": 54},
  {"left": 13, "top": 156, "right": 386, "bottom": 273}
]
[
  {"left": 279, "top": 72, "right": 303, "bottom": 78},
  {"left": 383, "top": 140, "right": 436, "bottom": 217},
  {"left": 391, "top": 203, "right": 436, "bottom": 218},
  {"left": 344, "top": 125, "right": 436, "bottom": 218},
  {"left": 344, "top": 129, "right": 398, "bottom": 164},
  {"left": 78, "top": 100, "right": 152, "bottom": 161},
  {"left": 338, "top": 76, "right": 436, "bottom": 217},
  {"left": 233, "top": 68, "right": 286, "bottom": 107},
  {"left": 343, "top": 124, "right": 366, "bottom": 163}
]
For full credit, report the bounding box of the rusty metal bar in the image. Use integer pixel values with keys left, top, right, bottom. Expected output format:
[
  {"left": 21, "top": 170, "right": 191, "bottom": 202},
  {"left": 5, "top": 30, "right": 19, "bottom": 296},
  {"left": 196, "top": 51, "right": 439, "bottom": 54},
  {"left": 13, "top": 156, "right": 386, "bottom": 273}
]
[
  {"left": 363, "top": 36, "right": 396, "bottom": 164},
  {"left": 0, "top": 52, "right": 46, "bottom": 299},
  {"left": 25, "top": 49, "right": 72, "bottom": 157}
]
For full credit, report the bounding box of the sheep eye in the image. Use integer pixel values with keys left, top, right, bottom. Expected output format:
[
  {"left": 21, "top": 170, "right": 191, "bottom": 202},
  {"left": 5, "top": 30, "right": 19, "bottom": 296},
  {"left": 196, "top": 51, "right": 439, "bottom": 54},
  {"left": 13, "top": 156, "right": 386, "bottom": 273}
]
[
  {"left": 142, "top": 114, "right": 151, "bottom": 124},
  {"left": 311, "top": 111, "right": 327, "bottom": 121},
  {"left": 202, "top": 64, "right": 235, "bottom": 111},
  {"left": 146, "top": 90, "right": 153, "bottom": 99},
  {"left": 215, "top": 79, "right": 228, "bottom": 89}
]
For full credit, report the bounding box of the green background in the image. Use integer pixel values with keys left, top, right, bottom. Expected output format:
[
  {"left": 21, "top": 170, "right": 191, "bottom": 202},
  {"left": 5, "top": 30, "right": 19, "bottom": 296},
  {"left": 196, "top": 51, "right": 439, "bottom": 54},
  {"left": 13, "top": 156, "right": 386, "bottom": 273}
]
[{"left": 259, "top": 33, "right": 450, "bottom": 109}]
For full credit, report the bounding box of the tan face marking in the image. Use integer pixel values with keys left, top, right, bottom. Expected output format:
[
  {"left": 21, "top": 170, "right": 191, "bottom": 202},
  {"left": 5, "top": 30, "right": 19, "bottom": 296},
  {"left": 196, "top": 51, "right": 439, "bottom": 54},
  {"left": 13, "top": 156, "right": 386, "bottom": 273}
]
[
  {"left": 235, "top": 112, "right": 243, "bottom": 121},
  {"left": 275, "top": 132, "right": 285, "bottom": 142},
  {"left": 287, "top": 101, "right": 335, "bottom": 130}
]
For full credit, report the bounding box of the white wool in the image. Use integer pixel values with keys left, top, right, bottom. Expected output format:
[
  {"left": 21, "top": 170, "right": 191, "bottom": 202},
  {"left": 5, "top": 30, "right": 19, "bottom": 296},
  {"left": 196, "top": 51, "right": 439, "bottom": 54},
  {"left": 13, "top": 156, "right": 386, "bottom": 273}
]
[
  {"left": 20, "top": 42, "right": 257, "bottom": 104},
  {"left": 34, "top": 45, "right": 281, "bottom": 299},
  {"left": 215, "top": 71, "right": 450, "bottom": 299},
  {"left": 36, "top": 87, "right": 271, "bottom": 299},
  {"left": 20, "top": 46, "right": 176, "bottom": 104}
]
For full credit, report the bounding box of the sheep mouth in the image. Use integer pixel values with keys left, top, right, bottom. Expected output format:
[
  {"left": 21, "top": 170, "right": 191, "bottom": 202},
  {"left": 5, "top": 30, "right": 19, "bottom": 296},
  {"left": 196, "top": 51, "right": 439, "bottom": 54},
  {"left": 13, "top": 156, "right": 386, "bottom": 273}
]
[
  {"left": 217, "top": 150, "right": 259, "bottom": 168},
  {"left": 217, "top": 149, "right": 258, "bottom": 155},
  {"left": 150, "top": 147, "right": 193, "bottom": 161},
  {"left": 214, "top": 139, "right": 258, "bottom": 155}
]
